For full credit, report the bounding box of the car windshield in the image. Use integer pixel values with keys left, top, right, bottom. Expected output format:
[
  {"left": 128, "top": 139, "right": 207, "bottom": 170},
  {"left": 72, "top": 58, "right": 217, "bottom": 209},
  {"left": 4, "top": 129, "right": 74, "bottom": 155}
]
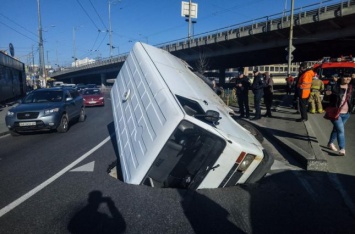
[
  {"left": 23, "top": 90, "right": 63, "bottom": 103},
  {"left": 83, "top": 89, "right": 101, "bottom": 95}
]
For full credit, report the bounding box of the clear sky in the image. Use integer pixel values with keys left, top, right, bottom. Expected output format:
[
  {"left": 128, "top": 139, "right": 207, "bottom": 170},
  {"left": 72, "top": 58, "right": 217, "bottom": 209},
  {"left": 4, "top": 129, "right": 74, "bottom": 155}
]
[{"left": 1, "top": 0, "right": 332, "bottom": 67}]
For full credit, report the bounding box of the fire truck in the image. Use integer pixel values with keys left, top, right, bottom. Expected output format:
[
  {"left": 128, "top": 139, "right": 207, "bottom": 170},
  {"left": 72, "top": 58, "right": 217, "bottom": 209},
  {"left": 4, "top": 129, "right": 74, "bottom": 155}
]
[
  {"left": 313, "top": 56, "right": 355, "bottom": 105},
  {"left": 313, "top": 56, "right": 355, "bottom": 85}
]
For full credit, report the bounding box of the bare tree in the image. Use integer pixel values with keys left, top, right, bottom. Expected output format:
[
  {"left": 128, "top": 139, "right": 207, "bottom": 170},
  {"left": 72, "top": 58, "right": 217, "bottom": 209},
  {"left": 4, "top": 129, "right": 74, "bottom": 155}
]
[{"left": 195, "top": 51, "right": 209, "bottom": 74}]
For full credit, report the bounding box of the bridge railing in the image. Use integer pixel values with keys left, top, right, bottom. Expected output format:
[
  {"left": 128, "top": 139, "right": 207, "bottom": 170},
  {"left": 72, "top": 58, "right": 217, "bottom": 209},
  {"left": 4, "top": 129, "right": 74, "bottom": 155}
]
[{"left": 158, "top": 0, "right": 353, "bottom": 51}]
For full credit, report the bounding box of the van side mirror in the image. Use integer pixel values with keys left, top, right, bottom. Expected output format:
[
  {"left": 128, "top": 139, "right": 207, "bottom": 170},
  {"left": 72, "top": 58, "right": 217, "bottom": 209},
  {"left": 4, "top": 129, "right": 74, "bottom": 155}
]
[{"left": 205, "top": 110, "right": 220, "bottom": 122}]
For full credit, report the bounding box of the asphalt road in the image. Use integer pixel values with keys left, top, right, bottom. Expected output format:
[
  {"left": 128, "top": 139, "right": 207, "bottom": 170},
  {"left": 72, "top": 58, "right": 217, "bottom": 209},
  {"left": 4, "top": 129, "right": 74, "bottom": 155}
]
[{"left": 0, "top": 93, "right": 354, "bottom": 233}]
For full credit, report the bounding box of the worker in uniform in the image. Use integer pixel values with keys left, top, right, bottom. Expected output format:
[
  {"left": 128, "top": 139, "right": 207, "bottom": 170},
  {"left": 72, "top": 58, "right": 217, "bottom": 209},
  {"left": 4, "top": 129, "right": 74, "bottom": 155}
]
[
  {"left": 251, "top": 68, "right": 265, "bottom": 120},
  {"left": 296, "top": 62, "right": 314, "bottom": 122},
  {"left": 309, "top": 74, "right": 324, "bottom": 113},
  {"left": 235, "top": 72, "right": 251, "bottom": 118}
]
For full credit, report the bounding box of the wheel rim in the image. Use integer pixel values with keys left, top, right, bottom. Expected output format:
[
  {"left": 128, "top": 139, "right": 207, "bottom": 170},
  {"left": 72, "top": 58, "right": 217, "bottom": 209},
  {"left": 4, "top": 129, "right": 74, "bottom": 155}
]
[{"left": 63, "top": 117, "right": 68, "bottom": 129}]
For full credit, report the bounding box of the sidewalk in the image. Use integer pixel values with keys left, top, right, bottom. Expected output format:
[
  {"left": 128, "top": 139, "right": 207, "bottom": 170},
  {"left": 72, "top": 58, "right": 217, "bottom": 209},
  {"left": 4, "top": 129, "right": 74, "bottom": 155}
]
[
  {"left": 0, "top": 95, "right": 327, "bottom": 171},
  {"left": 229, "top": 94, "right": 327, "bottom": 171}
]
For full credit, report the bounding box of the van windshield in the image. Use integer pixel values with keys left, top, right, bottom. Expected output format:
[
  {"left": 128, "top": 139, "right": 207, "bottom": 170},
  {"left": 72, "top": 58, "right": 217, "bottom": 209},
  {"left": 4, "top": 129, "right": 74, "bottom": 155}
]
[{"left": 143, "top": 120, "right": 226, "bottom": 189}]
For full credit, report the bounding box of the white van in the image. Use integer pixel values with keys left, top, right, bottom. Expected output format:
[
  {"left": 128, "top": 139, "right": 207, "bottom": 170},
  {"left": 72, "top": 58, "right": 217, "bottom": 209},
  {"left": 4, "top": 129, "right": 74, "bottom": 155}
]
[{"left": 110, "top": 42, "right": 273, "bottom": 189}]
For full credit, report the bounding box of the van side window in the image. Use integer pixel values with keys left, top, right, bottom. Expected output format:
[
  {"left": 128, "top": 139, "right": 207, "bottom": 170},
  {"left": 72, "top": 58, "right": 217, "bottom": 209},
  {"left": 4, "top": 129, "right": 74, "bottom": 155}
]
[
  {"left": 143, "top": 120, "right": 226, "bottom": 189},
  {"left": 176, "top": 95, "right": 205, "bottom": 116}
]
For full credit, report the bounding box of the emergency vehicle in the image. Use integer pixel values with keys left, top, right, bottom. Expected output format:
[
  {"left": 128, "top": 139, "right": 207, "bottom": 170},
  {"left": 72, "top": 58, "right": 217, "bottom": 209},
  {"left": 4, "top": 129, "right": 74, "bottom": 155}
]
[{"left": 313, "top": 56, "right": 355, "bottom": 85}]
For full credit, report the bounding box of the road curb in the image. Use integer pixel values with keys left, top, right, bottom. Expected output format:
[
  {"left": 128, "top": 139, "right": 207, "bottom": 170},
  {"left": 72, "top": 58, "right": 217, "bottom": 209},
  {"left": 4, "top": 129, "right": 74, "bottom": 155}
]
[{"left": 245, "top": 119, "right": 328, "bottom": 171}]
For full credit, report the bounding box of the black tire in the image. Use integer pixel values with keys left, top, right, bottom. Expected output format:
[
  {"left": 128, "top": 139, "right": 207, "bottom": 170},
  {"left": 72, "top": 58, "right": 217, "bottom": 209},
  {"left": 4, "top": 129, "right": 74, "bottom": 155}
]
[
  {"left": 234, "top": 118, "right": 264, "bottom": 143},
  {"left": 57, "top": 114, "right": 69, "bottom": 133},
  {"left": 78, "top": 107, "right": 86, "bottom": 122},
  {"left": 10, "top": 130, "right": 20, "bottom": 136}
]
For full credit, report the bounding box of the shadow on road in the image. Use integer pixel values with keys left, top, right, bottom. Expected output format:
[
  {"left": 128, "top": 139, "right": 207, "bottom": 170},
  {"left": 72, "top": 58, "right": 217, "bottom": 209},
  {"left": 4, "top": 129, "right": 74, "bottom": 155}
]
[{"left": 67, "top": 191, "right": 126, "bottom": 234}]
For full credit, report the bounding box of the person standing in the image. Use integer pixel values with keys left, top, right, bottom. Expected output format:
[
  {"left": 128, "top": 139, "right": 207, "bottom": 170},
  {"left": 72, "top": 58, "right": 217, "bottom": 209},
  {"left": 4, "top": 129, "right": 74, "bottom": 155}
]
[
  {"left": 251, "top": 68, "right": 264, "bottom": 120},
  {"left": 296, "top": 62, "right": 314, "bottom": 122},
  {"left": 235, "top": 72, "right": 251, "bottom": 118},
  {"left": 285, "top": 74, "right": 295, "bottom": 95},
  {"left": 263, "top": 72, "right": 274, "bottom": 117},
  {"left": 325, "top": 74, "right": 354, "bottom": 156},
  {"left": 326, "top": 74, "right": 339, "bottom": 91},
  {"left": 309, "top": 74, "right": 324, "bottom": 113}
]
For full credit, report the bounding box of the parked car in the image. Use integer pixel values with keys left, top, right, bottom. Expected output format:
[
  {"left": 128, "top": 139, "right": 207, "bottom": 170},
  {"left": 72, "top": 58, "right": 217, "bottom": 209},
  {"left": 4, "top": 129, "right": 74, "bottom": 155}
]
[
  {"left": 5, "top": 87, "right": 85, "bottom": 136},
  {"left": 75, "top": 84, "right": 87, "bottom": 93},
  {"left": 82, "top": 88, "right": 105, "bottom": 106},
  {"left": 86, "top": 84, "right": 97, "bottom": 88}
]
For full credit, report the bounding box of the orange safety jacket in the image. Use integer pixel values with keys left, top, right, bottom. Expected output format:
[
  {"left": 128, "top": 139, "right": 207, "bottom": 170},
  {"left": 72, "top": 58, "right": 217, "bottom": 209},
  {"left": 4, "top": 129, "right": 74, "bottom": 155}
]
[{"left": 297, "top": 69, "right": 314, "bottom": 98}]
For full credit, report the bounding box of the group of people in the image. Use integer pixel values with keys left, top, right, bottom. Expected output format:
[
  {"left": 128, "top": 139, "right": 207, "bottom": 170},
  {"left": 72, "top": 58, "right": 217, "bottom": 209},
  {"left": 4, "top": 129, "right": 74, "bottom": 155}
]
[
  {"left": 232, "top": 63, "right": 355, "bottom": 156},
  {"left": 294, "top": 62, "right": 355, "bottom": 156},
  {"left": 234, "top": 68, "right": 274, "bottom": 120}
]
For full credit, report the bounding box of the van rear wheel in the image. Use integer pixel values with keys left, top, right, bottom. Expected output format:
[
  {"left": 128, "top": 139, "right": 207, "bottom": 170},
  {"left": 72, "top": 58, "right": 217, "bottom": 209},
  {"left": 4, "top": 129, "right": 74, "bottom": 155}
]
[{"left": 57, "top": 114, "right": 69, "bottom": 133}]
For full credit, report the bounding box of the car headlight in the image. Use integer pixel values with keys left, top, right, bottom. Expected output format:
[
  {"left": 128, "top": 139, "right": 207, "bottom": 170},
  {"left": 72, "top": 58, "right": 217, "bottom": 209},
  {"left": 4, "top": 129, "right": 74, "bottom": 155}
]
[
  {"left": 237, "top": 154, "right": 256, "bottom": 172},
  {"left": 99, "top": 97, "right": 104, "bottom": 100},
  {"left": 44, "top": 108, "right": 59, "bottom": 116},
  {"left": 6, "top": 111, "right": 14, "bottom": 117}
]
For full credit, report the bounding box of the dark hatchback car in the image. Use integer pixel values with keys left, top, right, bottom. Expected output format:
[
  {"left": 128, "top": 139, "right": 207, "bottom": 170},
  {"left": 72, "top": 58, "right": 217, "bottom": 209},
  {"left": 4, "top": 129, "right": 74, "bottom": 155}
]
[{"left": 5, "top": 87, "right": 85, "bottom": 136}]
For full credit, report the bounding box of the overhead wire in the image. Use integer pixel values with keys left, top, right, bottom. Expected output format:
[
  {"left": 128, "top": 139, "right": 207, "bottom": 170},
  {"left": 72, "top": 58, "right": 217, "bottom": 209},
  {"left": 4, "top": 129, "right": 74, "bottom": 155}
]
[{"left": 0, "top": 21, "right": 38, "bottom": 43}]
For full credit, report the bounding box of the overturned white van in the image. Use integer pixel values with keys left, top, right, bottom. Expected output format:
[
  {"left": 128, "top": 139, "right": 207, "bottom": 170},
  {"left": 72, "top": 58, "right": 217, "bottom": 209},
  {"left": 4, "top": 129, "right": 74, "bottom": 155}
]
[{"left": 110, "top": 42, "right": 273, "bottom": 189}]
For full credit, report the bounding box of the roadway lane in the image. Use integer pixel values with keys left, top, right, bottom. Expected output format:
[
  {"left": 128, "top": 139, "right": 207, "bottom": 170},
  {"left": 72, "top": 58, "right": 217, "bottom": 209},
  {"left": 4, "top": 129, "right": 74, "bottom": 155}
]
[{"left": 0, "top": 93, "right": 114, "bottom": 210}]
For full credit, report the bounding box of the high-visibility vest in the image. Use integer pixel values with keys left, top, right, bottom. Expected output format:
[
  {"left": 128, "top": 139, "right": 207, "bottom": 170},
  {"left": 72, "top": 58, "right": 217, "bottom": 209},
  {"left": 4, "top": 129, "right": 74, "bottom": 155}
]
[{"left": 297, "top": 70, "right": 314, "bottom": 98}]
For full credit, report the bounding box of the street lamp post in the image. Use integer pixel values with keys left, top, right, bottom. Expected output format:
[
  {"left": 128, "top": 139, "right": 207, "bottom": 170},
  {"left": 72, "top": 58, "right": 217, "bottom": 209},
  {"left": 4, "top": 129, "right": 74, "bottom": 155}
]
[
  {"left": 108, "top": 0, "right": 121, "bottom": 57},
  {"left": 37, "top": 0, "right": 46, "bottom": 87},
  {"left": 72, "top": 26, "right": 82, "bottom": 67},
  {"left": 287, "top": 0, "right": 295, "bottom": 75}
]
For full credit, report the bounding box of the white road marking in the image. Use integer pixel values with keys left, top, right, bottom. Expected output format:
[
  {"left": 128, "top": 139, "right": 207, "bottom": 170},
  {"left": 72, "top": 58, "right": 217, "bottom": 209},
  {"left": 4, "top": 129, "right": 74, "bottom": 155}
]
[
  {"left": 70, "top": 161, "right": 95, "bottom": 172},
  {"left": 0, "top": 136, "right": 110, "bottom": 218}
]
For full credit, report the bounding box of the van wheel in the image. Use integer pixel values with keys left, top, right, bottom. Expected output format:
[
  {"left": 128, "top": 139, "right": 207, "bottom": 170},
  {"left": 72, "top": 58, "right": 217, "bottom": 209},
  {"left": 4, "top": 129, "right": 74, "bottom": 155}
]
[
  {"left": 234, "top": 118, "right": 264, "bottom": 143},
  {"left": 10, "top": 130, "right": 20, "bottom": 136},
  {"left": 79, "top": 107, "right": 86, "bottom": 122},
  {"left": 57, "top": 114, "right": 69, "bottom": 133}
]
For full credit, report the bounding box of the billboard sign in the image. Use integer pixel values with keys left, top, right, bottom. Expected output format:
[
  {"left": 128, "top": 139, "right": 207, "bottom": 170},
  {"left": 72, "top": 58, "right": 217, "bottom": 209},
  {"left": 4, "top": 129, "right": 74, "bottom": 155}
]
[{"left": 181, "top": 1, "right": 198, "bottom": 18}]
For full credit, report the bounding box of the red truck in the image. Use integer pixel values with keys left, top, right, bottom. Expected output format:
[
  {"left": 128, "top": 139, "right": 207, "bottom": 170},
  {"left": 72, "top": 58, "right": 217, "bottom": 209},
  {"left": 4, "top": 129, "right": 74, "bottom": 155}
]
[{"left": 313, "top": 56, "right": 355, "bottom": 85}]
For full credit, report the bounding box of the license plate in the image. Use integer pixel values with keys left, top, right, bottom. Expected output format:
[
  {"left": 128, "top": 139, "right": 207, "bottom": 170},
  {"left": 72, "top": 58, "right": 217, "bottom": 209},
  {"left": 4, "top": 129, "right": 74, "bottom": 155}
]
[
  {"left": 19, "top": 122, "right": 36, "bottom": 126},
  {"left": 89, "top": 101, "right": 96, "bottom": 104}
]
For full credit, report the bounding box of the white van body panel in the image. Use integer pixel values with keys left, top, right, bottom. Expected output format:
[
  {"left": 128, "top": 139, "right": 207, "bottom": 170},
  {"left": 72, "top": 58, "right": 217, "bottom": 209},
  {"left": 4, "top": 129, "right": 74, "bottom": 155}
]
[
  {"left": 111, "top": 42, "right": 272, "bottom": 188},
  {"left": 111, "top": 43, "right": 184, "bottom": 184}
]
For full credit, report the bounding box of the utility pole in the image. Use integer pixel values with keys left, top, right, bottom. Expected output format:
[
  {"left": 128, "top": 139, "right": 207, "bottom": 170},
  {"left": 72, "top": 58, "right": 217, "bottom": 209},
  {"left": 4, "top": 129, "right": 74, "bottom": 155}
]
[
  {"left": 37, "top": 0, "right": 46, "bottom": 87},
  {"left": 108, "top": 0, "right": 120, "bottom": 57},
  {"left": 188, "top": 0, "right": 192, "bottom": 40},
  {"left": 108, "top": 0, "right": 113, "bottom": 57},
  {"left": 287, "top": 0, "right": 295, "bottom": 75}
]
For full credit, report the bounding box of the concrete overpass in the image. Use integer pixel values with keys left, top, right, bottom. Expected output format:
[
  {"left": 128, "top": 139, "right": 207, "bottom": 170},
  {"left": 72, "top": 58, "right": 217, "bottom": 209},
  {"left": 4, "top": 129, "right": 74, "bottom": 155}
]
[{"left": 51, "top": 0, "right": 355, "bottom": 85}]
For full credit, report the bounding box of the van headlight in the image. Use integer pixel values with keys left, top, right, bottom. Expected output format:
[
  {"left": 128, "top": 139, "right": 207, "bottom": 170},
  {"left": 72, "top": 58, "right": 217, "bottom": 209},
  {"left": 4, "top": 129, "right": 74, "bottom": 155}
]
[
  {"left": 7, "top": 111, "right": 14, "bottom": 117},
  {"left": 44, "top": 108, "right": 59, "bottom": 116},
  {"left": 237, "top": 154, "right": 256, "bottom": 172}
]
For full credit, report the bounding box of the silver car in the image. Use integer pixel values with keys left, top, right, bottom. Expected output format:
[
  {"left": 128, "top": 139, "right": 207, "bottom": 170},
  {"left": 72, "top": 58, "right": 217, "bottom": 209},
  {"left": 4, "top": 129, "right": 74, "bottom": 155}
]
[{"left": 5, "top": 87, "right": 85, "bottom": 136}]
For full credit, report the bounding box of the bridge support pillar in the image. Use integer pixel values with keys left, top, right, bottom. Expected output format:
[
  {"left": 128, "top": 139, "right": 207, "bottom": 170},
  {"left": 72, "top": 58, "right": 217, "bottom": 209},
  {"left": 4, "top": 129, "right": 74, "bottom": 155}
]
[
  {"left": 100, "top": 73, "right": 106, "bottom": 88},
  {"left": 219, "top": 68, "right": 226, "bottom": 87}
]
